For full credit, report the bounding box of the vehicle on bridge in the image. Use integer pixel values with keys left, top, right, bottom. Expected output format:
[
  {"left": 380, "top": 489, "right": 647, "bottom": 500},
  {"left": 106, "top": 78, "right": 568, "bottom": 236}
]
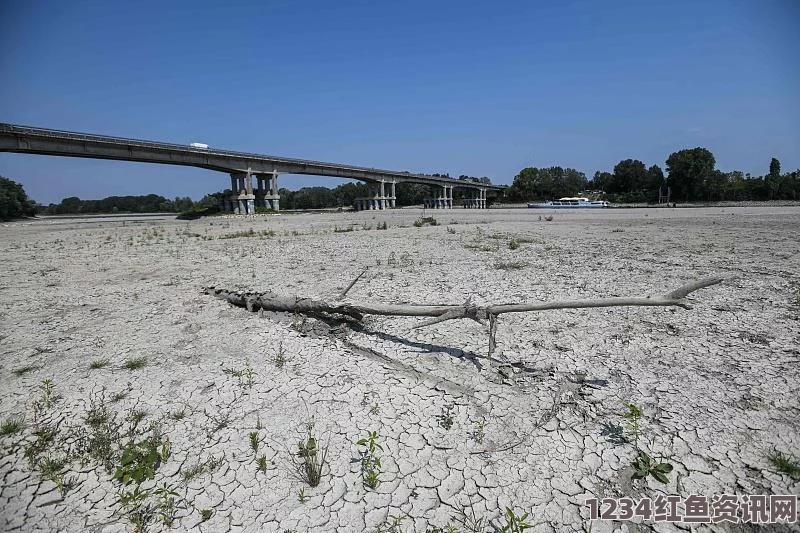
[{"left": 190, "top": 142, "right": 209, "bottom": 149}]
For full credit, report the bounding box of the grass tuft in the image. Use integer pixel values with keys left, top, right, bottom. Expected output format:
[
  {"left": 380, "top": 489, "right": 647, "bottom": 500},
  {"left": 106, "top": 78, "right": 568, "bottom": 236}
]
[
  {"left": 767, "top": 449, "right": 800, "bottom": 480},
  {"left": 89, "top": 358, "right": 110, "bottom": 370},
  {"left": 124, "top": 357, "right": 148, "bottom": 371},
  {"left": 0, "top": 417, "right": 25, "bottom": 437}
]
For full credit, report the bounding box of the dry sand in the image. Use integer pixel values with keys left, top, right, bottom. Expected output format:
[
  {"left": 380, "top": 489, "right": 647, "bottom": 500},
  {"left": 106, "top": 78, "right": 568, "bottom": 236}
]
[{"left": 1, "top": 206, "right": 798, "bottom": 532}]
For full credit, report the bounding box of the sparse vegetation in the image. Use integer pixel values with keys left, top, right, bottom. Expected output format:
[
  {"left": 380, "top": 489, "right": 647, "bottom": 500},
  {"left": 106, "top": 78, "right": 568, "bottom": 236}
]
[
  {"left": 222, "top": 357, "right": 255, "bottom": 387},
  {"left": 39, "top": 455, "right": 72, "bottom": 497},
  {"left": 295, "top": 418, "right": 327, "bottom": 487},
  {"left": 89, "top": 358, "right": 110, "bottom": 370},
  {"left": 471, "top": 420, "right": 486, "bottom": 445},
  {"left": 494, "top": 260, "right": 527, "bottom": 270},
  {"left": 124, "top": 357, "right": 148, "bottom": 371},
  {"left": 508, "top": 238, "right": 520, "bottom": 250},
  {"left": 497, "top": 507, "right": 535, "bottom": 532},
  {"left": 12, "top": 364, "right": 39, "bottom": 377},
  {"left": 249, "top": 431, "right": 259, "bottom": 453},
  {"left": 181, "top": 454, "right": 224, "bottom": 483},
  {"left": 357, "top": 430, "right": 383, "bottom": 490},
  {"left": 623, "top": 403, "right": 674, "bottom": 484},
  {"left": 113, "top": 429, "right": 171, "bottom": 486},
  {"left": 413, "top": 216, "right": 438, "bottom": 227},
  {"left": 0, "top": 416, "right": 25, "bottom": 437},
  {"left": 437, "top": 405, "right": 455, "bottom": 430},
  {"left": 256, "top": 455, "right": 269, "bottom": 473},
  {"left": 200, "top": 508, "right": 213, "bottom": 522},
  {"left": 767, "top": 449, "right": 800, "bottom": 481}
]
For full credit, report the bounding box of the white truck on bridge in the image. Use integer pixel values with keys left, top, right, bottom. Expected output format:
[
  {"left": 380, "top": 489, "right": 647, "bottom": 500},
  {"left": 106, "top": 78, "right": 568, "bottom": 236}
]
[{"left": 190, "top": 142, "right": 209, "bottom": 149}]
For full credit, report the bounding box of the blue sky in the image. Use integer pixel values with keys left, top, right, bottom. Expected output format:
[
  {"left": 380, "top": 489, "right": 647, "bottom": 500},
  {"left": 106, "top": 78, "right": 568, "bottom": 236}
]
[{"left": 1, "top": 0, "right": 798, "bottom": 204}]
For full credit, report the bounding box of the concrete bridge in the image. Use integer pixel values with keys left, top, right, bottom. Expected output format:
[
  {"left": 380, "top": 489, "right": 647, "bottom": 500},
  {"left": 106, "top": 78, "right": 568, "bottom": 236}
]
[{"left": 0, "top": 123, "right": 505, "bottom": 213}]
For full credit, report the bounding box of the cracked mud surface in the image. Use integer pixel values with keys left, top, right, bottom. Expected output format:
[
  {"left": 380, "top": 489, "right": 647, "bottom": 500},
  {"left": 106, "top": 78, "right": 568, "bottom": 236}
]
[{"left": 1, "top": 206, "right": 798, "bottom": 532}]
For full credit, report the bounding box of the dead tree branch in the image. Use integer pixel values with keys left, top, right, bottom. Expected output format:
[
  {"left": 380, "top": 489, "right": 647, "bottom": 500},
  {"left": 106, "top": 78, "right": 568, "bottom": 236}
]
[{"left": 205, "top": 276, "right": 723, "bottom": 326}]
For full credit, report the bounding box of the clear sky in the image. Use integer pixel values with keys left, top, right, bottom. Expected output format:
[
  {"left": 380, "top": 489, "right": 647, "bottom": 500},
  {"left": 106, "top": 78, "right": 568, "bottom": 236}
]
[{"left": 1, "top": 0, "right": 798, "bottom": 204}]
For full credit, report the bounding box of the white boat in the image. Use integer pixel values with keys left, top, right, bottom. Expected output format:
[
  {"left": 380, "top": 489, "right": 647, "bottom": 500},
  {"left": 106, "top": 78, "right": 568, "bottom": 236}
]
[{"left": 528, "top": 197, "right": 609, "bottom": 208}]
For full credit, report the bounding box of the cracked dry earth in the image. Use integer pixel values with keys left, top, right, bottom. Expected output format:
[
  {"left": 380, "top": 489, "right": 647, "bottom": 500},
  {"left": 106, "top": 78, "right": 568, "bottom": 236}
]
[{"left": 1, "top": 206, "right": 798, "bottom": 533}]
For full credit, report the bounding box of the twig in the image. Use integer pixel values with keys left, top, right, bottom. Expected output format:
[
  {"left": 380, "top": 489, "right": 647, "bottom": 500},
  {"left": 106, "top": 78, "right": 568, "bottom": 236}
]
[{"left": 337, "top": 268, "right": 368, "bottom": 300}]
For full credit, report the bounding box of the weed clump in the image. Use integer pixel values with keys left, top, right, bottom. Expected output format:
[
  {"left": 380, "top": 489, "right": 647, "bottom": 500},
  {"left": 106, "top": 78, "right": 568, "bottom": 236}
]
[
  {"left": 0, "top": 417, "right": 25, "bottom": 437},
  {"left": 124, "top": 357, "right": 148, "bottom": 371},
  {"left": 413, "top": 216, "right": 438, "bottom": 227},
  {"left": 295, "top": 418, "right": 327, "bottom": 487},
  {"left": 89, "top": 358, "right": 110, "bottom": 370},
  {"left": 357, "top": 430, "right": 383, "bottom": 490},
  {"left": 767, "top": 449, "right": 800, "bottom": 480}
]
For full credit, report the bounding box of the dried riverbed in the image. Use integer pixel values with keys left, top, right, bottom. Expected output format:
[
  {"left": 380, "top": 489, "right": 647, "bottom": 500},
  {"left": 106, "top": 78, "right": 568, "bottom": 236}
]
[{"left": 1, "top": 207, "right": 799, "bottom": 532}]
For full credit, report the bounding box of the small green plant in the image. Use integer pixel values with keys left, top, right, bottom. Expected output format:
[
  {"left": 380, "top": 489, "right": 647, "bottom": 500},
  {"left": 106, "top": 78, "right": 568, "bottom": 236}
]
[
  {"left": 377, "top": 221, "right": 388, "bottom": 230},
  {"left": 39, "top": 379, "right": 59, "bottom": 408},
  {"left": 222, "top": 357, "right": 255, "bottom": 387},
  {"left": 437, "top": 404, "right": 455, "bottom": 430},
  {"left": 128, "top": 409, "right": 148, "bottom": 426},
  {"left": 12, "top": 364, "right": 39, "bottom": 377},
  {"left": 297, "top": 487, "right": 309, "bottom": 503},
  {"left": 249, "top": 431, "right": 259, "bottom": 453},
  {"left": 181, "top": 454, "right": 224, "bottom": 483},
  {"left": 200, "top": 508, "right": 213, "bottom": 522},
  {"left": 471, "top": 419, "right": 486, "bottom": 444},
  {"left": 154, "top": 482, "right": 180, "bottom": 527},
  {"left": 632, "top": 449, "right": 674, "bottom": 484},
  {"left": 117, "top": 486, "right": 153, "bottom": 533},
  {"left": 622, "top": 403, "right": 644, "bottom": 449},
  {"left": 113, "top": 431, "right": 170, "bottom": 486},
  {"left": 357, "top": 430, "right": 383, "bottom": 490},
  {"left": 622, "top": 403, "right": 673, "bottom": 484},
  {"left": 89, "top": 358, "right": 110, "bottom": 370},
  {"left": 767, "top": 449, "right": 800, "bottom": 481},
  {"left": 0, "top": 416, "right": 25, "bottom": 437},
  {"left": 497, "top": 507, "right": 534, "bottom": 532},
  {"left": 124, "top": 357, "right": 148, "bottom": 371},
  {"left": 24, "top": 424, "right": 58, "bottom": 468},
  {"left": 446, "top": 226, "right": 456, "bottom": 234},
  {"left": 39, "top": 455, "right": 70, "bottom": 496},
  {"left": 170, "top": 409, "right": 186, "bottom": 421},
  {"left": 274, "top": 341, "right": 288, "bottom": 368},
  {"left": 84, "top": 394, "right": 122, "bottom": 472},
  {"left": 295, "top": 418, "right": 327, "bottom": 487},
  {"left": 256, "top": 455, "right": 269, "bottom": 473},
  {"left": 508, "top": 238, "right": 520, "bottom": 250}
]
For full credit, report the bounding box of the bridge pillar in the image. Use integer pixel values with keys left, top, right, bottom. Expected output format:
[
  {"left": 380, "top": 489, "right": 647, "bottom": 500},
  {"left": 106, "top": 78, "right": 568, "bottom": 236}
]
[{"left": 390, "top": 181, "right": 396, "bottom": 208}]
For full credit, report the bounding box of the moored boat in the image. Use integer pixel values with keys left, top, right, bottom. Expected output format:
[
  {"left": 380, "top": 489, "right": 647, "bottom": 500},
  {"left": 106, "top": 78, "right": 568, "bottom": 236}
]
[{"left": 528, "top": 197, "right": 609, "bottom": 208}]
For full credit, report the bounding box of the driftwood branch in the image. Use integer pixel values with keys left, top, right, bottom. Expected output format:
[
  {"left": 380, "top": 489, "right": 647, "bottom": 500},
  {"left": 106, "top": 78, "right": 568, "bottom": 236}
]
[
  {"left": 205, "top": 276, "right": 722, "bottom": 324},
  {"left": 205, "top": 276, "right": 723, "bottom": 358}
]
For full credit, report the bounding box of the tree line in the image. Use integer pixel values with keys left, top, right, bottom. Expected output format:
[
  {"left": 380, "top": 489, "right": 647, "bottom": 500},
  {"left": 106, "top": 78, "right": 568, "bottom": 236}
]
[
  {"left": 37, "top": 194, "right": 201, "bottom": 215},
  {"left": 505, "top": 148, "right": 799, "bottom": 203}
]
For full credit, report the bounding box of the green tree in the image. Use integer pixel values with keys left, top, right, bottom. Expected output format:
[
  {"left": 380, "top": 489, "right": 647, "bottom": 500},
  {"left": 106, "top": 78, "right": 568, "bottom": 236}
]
[
  {"left": 508, "top": 167, "right": 586, "bottom": 201},
  {"left": 610, "top": 159, "right": 648, "bottom": 194},
  {"left": 769, "top": 158, "right": 781, "bottom": 179},
  {"left": 665, "top": 147, "right": 716, "bottom": 201},
  {"left": 646, "top": 165, "right": 665, "bottom": 199},
  {"left": 0, "top": 176, "right": 37, "bottom": 221}
]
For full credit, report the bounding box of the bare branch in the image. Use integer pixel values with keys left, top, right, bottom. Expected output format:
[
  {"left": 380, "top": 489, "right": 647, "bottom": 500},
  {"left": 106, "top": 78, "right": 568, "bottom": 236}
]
[
  {"left": 204, "top": 277, "right": 723, "bottom": 326},
  {"left": 337, "top": 268, "right": 368, "bottom": 300}
]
